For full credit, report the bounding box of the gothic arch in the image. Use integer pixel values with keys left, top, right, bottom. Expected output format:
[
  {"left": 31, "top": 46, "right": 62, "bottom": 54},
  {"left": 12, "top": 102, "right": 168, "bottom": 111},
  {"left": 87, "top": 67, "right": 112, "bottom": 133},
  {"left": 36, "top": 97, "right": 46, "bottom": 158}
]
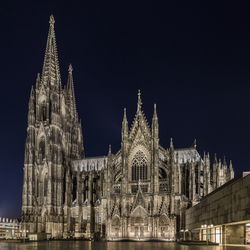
[
  {"left": 131, "top": 151, "right": 147, "bottom": 181},
  {"left": 38, "top": 137, "right": 46, "bottom": 162},
  {"left": 38, "top": 92, "right": 47, "bottom": 121},
  {"left": 111, "top": 215, "right": 121, "bottom": 238},
  {"left": 159, "top": 214, "right": 170, "bottom": 238},
  {"left": 130, "top": 205, "right": 148, "bottom": 237},
  {"left": 129, "top": 144, "right": 150, "bottom": 163},
  {"left": 159, "top": 214, "right": 169, "bottom": 226},
  {"left": 131, "top": 205, "right": 148, "bottom": 220},
  {"left": 111, "top": 215, "right": 121, "bottom": 227},
  {"left": 129, "top": 146, "right": 150, "bottom": 181}
]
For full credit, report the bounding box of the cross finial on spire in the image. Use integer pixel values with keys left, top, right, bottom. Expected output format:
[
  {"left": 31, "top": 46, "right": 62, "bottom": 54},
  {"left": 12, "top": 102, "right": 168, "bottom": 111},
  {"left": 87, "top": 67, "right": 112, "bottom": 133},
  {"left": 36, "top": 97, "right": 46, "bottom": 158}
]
[
  {"left": 137, "top": 89, "right": 142, "bottom": 112},
  {"left": 49, "top": 15, "right": 55, "bottom": 26}
]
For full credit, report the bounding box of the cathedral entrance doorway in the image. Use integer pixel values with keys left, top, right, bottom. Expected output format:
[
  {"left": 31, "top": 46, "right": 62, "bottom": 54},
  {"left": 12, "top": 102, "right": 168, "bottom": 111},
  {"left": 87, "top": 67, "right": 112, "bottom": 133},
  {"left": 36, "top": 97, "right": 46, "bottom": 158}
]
[
  {"left": 130, "top": 206, "right": 148, "bottom": 239},
  {"left": 111, "top": 216, "right": 121, "bottom": 239},
  {"left": 135, "top": 226, "right": 144, "bottom": 238},
  {"left": 158, "top": 214, "right": 174, "bottom": 240}
]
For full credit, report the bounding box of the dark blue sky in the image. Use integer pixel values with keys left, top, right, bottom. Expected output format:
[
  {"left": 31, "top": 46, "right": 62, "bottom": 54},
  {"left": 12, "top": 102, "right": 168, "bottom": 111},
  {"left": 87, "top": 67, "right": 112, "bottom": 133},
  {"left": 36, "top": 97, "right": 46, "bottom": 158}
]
[{"left": 1, "top": 1, "right": 250, "bottom": 218}]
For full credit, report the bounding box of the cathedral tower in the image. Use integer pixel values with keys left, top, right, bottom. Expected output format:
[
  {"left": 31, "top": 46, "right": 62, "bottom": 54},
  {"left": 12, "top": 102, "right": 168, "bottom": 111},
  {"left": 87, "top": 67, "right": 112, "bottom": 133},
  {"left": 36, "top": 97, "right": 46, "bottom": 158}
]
[{"left": 21, "top": 15, "right": 84, "bottom": 238}]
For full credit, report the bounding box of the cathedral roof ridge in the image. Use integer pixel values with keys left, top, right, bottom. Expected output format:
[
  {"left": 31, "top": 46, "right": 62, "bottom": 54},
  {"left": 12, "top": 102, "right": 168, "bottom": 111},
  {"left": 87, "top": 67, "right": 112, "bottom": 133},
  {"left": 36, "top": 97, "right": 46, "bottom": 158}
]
[
  {"left": 174, "top": 147, "right": 198, "bottom": 151},
  {"left": 72, "top": 156, "right": 108, "bottom": 172},
  {"left": 174, "top": 147, "right": 201, "bottom": 164},
  {"left": 76, "top": 155, "right": 107, "bottom": 160}
]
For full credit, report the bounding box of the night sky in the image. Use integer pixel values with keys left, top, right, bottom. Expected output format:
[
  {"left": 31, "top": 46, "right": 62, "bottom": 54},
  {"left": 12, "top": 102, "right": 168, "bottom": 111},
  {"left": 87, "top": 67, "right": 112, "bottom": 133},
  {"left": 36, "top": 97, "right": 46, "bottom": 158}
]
[{"left": 1, "top": 1, "right": 250, "bottom": 218}]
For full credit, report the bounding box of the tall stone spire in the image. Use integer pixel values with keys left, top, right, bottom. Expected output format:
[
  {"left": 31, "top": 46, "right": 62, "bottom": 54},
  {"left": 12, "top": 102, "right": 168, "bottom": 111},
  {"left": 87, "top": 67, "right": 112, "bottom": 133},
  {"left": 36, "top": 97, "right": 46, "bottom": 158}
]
[
  {"left": 229, "top": 160, "right": 234, "bottom": 179},
  {"left": 152, "top": 104, "right": 158, "bottom": 121},
  {"left": 41, "top": 15, "right": 61, "bottom": 89},
  {"left": 66, "top": 64, "right": 77, "bottom": 120},
  {"left": 28, "top": 86, "right": 35, "bottom": 125},
  {"left": 35, "top": 73, "right": 41, "bottom": 88},
  {"left": 122, "top": 108, "right": 129, "bottom": 142},
  {"left": 152, "top": 104, "right": 159, "bottom": 138}
]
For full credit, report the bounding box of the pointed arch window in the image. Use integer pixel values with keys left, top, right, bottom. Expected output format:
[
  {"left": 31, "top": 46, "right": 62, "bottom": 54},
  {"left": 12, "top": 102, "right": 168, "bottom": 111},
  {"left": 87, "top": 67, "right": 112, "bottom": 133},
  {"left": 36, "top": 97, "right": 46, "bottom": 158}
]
[
  {"left": 40, "top": 101, "right": 47, "bottom": 121},
  {"left": 131, "top": 151, "right": 148, "bottom": 181},
  {"left": 38, "top": 137, "right": 46, "bottom": 162}
]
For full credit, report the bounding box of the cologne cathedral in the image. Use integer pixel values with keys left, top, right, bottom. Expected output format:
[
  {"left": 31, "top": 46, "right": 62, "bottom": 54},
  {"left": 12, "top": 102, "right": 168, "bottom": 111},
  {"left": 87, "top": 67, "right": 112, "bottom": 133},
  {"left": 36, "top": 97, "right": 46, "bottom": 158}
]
[{"left": 21, "top": 16, "right": 235, "bottom": 240}]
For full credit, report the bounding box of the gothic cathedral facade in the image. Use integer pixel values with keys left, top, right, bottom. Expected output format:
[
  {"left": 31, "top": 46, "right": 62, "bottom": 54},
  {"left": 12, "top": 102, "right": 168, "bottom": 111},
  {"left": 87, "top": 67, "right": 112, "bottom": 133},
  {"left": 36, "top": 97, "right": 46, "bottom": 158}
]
[{"left": 21, "top": 16, "right": 235, "bottom": 240}]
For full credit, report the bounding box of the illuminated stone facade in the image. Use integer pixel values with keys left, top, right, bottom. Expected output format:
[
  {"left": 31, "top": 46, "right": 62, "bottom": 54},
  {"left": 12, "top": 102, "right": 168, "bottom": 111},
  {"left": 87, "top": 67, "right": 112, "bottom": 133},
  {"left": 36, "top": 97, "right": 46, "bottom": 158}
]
[{"left": 21, "top": 16, "right": 235, "bottom": 240}]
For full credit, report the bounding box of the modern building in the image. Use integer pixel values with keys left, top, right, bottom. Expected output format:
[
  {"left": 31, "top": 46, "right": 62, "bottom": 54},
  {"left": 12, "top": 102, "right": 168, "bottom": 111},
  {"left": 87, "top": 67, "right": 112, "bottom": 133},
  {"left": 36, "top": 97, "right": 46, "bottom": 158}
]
[
  {"left": 0, "top": 218, "right": 20, "bottom": 239},
  {"left": 21, "top": 15, "right": 234, "bottom": 240},
  {"left": 185, "top": 173, "right": 250, "bottom": 245}
]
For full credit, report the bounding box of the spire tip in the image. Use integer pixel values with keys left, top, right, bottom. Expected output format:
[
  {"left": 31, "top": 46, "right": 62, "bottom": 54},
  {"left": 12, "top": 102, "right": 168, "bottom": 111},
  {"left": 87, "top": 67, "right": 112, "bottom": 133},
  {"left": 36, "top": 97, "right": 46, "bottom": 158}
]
[
  {"left": 153, "top": 103, "right": 157, "bottom": 115},
  {"left": 68, "top": 64, "right": 73, "bottom": 74},
  {"left": 170, "top": 137, "right": 174, "bottom": 148},
  {"left": 49, "top": 15, "right": 55, "bottom": 26},
  {"left": 137, "top": 89, "right": 142, "bottom": 112},
  {"left": 123, "top": 108, "right": 127, "bottom": 121},
  {"left": 108, "top": 144, "right": 112, "bottom": 155}
]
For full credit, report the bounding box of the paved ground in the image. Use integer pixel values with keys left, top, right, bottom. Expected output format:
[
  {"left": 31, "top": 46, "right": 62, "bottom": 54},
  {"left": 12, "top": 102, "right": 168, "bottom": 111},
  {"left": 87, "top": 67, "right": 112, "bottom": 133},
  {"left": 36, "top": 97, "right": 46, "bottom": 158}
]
[{"left": 0, "top": 241, "right": 250, "bottom": 250}]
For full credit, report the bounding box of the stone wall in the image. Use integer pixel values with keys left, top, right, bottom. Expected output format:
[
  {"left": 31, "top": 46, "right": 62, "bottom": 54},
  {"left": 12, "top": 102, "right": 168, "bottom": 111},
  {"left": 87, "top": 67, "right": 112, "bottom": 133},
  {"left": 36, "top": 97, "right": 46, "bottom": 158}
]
[{"left": 186, "top": 173, "right": 250, "bottom": 230}]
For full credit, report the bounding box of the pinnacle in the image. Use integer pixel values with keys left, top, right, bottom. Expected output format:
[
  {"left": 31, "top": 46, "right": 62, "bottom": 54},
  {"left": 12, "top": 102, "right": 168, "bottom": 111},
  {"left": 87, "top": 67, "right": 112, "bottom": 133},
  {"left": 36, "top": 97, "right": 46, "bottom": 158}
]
[
  {"left": 123, "top": 108, "right": 127, "bottom": 119},
  {"left": 108, "top": 144, "right": 112, "bottom": 155},
  {"left": 49, "top": 15, "right": 55, "bottom": 26},
  {"left": 153, "top": 103, "right": 158, "bottom": 119},
  {"left": 170, "top": 137, "right": 174, "bottom": 148},
  {"left": 30, "top": 86, "right": 34, "bottom": 98},
  {"left": 137, "top": 89, "right": 142, "bottom": 112},
  {"left": 138, "top": 89, "right": 141, "bottom": 99},
  {"left": 68, "top": 64, "right": 73, "bottom": 74}
]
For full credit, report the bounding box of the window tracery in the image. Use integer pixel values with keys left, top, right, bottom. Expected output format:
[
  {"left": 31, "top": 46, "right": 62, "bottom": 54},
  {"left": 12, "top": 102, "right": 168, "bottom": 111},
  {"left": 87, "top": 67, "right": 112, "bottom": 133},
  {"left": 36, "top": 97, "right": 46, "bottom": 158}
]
[{"left": 131, "top": 150, "right": 148, "bottom": 181}]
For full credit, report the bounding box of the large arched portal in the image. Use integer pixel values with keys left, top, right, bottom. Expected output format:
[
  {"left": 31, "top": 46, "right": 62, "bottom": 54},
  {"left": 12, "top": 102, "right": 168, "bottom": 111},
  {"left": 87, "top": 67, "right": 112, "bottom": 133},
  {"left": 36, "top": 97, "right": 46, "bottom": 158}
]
[
  {"left": 158, "top": 214, "right": 175, "bottom": 240},
  {"left": 129, "top": 206, "right": 149, "bottom": 239},
  {"left": 111, "top": 215, "right": 121, "bottom": 238}
]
